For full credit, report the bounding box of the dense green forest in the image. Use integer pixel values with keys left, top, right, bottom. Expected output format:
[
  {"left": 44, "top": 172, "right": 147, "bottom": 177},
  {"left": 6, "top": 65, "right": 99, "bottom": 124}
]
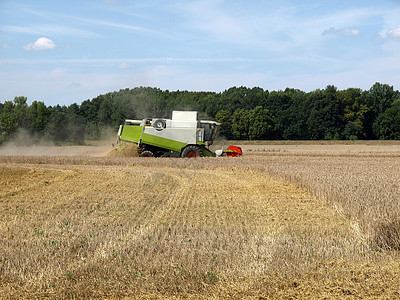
[{"left": 1, "top": 82, "right": 399, "bottom": 145}]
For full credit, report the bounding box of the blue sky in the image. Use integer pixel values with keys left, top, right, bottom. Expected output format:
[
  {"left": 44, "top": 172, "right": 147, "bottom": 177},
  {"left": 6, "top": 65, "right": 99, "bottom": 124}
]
[{"left": 1, "top": 0, "right": 400, "bottom": 106}]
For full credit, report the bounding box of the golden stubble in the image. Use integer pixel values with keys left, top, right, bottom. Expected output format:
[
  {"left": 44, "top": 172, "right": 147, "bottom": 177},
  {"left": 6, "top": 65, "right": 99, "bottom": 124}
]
[{"left": 1, "top": 147, "right": 400, "bottom": 298}]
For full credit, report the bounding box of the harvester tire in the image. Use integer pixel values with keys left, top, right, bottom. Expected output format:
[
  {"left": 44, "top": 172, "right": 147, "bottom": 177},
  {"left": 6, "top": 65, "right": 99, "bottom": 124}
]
[
  {"left": 181, "top": 145, "right": 203, "bottom": 158},
  {"left": 140, "top": 150, "right": 155, "bottom": 157},
  {"left": 153, "top": 119, "right": 166, "bottom": 131}
]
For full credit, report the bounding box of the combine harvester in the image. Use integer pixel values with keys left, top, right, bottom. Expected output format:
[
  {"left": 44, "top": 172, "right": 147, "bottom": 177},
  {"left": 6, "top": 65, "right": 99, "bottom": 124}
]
[{"left": 117, "top": 110, "right": 242, "bottom": 158}]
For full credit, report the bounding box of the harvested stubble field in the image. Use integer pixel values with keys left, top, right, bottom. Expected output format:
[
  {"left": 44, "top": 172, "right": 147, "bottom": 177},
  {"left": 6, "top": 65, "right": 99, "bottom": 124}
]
[{"left": 1, "top": 142, "right": 400, "bottom": 299}]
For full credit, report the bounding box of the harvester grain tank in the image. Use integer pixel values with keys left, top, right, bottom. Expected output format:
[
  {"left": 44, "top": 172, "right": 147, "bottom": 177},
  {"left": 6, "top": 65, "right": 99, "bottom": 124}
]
[{"left": 117, "top": 110, "right": 242, "bottom": 157}]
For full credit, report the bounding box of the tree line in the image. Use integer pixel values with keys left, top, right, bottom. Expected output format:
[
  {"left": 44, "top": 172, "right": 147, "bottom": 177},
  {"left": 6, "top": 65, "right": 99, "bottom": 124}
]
[{"left": 1, "top": 82, "right": 399, "bottom": 145}]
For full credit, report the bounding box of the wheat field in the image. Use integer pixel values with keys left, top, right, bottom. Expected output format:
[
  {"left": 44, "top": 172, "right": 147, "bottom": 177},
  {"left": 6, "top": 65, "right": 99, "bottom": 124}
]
[{"left": 1, "top": 142, "right": 400, "bottom": 299}]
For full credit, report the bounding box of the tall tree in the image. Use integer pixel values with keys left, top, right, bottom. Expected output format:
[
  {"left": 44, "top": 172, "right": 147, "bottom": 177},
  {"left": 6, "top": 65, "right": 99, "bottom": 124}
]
[
  {"left": 366, "top": 83, "right": 399, "bottom": 138},
  {"left": 307, "top": 86, "right": 345, "bottom": 140},
  {"left": 13, "top": 96, "right": 28, "bottom": 129},
  {"left": 0, "top": 101, "right": 18, "bottom": 143},
  {"left": 338, "top": 88, "right": 369, "bottom": 139},
  {"left": 373, "top": 100, "right": 400, "bottom": 140},
  {"left": 230, "top": 106, "right": 274, "bottom": 140},
  {"left": 272, "top": 89, "right": 308, "bottom": 140},
  {"left": 215, "top": 110, "right": 233, "bottom": 139}
]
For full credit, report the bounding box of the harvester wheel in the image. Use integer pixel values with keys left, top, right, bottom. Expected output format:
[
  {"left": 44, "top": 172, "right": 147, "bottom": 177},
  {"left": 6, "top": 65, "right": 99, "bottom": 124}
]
[
  {"left": 181, "top": 145, "right": 203, "bottom": 158},
  {"left": 140, "top": 150, "right": 155, "bottom": 157},
  {"left": 153, "top": 119, "right": 166, "bottom": 131}
]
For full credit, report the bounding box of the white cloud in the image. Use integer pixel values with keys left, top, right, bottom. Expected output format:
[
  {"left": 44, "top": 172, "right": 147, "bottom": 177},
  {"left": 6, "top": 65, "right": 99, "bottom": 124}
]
[
  {"left": 387, "top": 28, "right": 400, "bottom": 40},
  {"left": 117, "top": 63, "right": 132, "bottom": 69},
  {"left": 342, "top": 29, "right": 360, "bottom": 36},
  {"left": 322, "top": 27, "right": 360, "bottom": 36},
  {"left": 24, "top": 37, "right": 56, "bottom": 51}
]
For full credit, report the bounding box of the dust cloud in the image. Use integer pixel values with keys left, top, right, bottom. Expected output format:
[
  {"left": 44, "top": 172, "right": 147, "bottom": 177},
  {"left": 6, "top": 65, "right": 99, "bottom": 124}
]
[{"left": 0, "top": 128, "right": 114, "bottom": 157}]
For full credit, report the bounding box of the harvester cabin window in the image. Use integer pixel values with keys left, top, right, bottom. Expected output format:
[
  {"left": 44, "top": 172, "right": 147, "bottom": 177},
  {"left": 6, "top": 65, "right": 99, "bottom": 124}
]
[{"left": 201, "top": 123, "right": 212, "bottom": 141}]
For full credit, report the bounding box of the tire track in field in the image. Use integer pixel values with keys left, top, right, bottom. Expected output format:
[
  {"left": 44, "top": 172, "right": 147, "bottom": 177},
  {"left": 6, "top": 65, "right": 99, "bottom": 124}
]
[{"left": 144, "top": 167, "right": 196, "bottom": 231}]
